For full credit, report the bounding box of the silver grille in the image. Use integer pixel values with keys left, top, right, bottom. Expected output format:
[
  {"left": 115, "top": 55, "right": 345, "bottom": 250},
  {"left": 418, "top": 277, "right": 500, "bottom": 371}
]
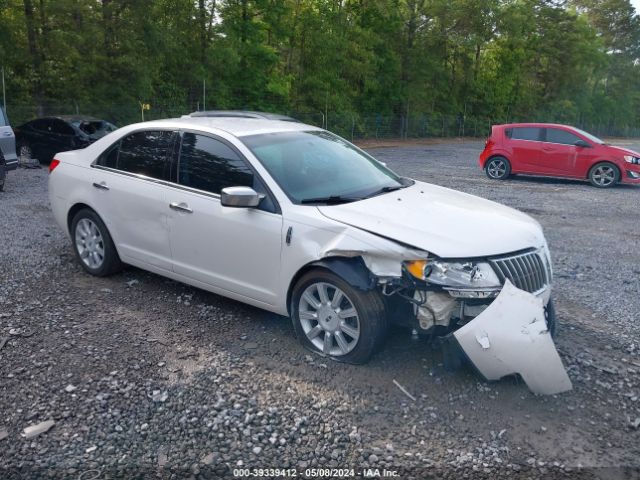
[{"left": 490, "top": 250, "right": 549, "bottom": 294}]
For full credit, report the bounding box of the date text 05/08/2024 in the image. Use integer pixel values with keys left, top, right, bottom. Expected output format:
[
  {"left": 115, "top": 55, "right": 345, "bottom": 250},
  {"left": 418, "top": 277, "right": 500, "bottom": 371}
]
[{"left": 233, "top": 468, "right": 400, "bottom": 477}]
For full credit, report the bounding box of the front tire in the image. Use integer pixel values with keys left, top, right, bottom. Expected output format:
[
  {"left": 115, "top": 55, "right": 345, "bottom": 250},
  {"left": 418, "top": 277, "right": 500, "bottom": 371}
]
[
  {"left": 291, "top": 269, "right": 387, "bottom": 364},
  {"left": 71, "top": 209, "right": 122, "bottom": 276},
  {"left": 545, "top": 299, "right": 557, "bottom": 338},
  {"left": 588, "top": 162, "right": 619, "bottom": 188},
  {"left": 485, "top": 156, "right": 511, "bottom": 180},
  {"left": 0, "top": 154, "right": 5, "bottom": 192}
]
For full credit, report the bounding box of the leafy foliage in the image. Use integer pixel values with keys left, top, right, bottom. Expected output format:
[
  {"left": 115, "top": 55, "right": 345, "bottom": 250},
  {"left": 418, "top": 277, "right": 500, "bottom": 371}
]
[{"left": 1, "top": 0, "right": 639, "bottom": 131}]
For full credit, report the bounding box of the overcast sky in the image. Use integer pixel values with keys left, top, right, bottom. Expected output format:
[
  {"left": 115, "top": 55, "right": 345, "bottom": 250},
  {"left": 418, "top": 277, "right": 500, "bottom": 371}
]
[{"left": 633, "top": 0, "right": 640, "bottom": 15}]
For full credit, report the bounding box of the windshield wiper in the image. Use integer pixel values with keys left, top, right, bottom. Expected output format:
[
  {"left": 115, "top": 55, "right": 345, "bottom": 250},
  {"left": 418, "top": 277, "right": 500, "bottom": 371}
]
[
  {"left": 300, "top": 195, "right": 360, "bottom": 205},
  {"left": 363, "top": 184, "right": 407, "bottom": 199}
]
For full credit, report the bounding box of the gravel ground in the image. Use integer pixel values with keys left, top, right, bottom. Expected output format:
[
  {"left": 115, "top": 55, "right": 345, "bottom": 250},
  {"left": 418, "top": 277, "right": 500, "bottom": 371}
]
[{"left": 1, "top": 140, "right": 639, "bottom": 479}]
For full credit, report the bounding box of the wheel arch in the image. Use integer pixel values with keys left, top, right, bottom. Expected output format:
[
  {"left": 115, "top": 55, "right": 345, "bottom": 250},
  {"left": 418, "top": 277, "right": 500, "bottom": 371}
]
[
  {"left": 66, "top": 203, "right": 118, "bottom": 251},
  {"left": 286, "top": 256, "right": 377, "bottom": 316},
  {"left": 482, "top": 152, "right": 511, "bottom": 169},
  {"left": 66, "top": 202, "right": 124, "bottom": 276},
  {"left": 485, "top": 153, "right": 511, "bottom": 165},
  {"left": 67, "top": 202, "right": 95, "bottom": 234},
  {"left": 586, "top": 160, "right": 620, "bottom": 179}
]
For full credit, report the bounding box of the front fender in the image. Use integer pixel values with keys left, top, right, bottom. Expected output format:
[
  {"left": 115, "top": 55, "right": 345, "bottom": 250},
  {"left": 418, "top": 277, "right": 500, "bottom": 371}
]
[{"left": 308, "top": 256, "right": 377, "bottom": 291}]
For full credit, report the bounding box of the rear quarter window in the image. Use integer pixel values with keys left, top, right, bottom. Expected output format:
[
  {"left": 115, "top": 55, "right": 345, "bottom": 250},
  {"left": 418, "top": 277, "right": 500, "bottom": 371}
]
[
  {"left": 31, "top": 119, "right": 52, "bottom": 132},
  {"left": 50, "top": 120, "right": 75, "bottom": 135},
  {"left": 96, "top": 141, "right": 120, "bottom": 169}
]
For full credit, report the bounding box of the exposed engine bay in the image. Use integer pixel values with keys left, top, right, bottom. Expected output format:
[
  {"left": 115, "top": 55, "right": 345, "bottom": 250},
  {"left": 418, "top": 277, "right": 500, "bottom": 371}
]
[{"left": 374, "top": 247, "right": 571, "bottom": 395}]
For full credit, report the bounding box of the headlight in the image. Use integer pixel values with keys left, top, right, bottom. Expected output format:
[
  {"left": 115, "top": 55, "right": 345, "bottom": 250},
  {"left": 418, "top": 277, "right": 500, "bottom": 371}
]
[
  {"left": 623, "top": 155, "right": 640, "bottom": 164},
  {"left": 404, "top": 259, "right": 501, "bottom": 288}
]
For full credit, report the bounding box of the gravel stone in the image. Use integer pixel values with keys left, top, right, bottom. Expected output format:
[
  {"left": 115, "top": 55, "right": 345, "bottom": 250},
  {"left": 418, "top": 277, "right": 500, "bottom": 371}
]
[{"left": 1, "top": 145, "right": 639, "bottom": 478}]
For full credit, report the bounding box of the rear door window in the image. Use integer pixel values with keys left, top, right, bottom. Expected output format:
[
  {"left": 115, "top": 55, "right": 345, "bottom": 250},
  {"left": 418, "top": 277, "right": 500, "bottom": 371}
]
[
  {"left": 511, "top": 127, "right": 542, "bottom": 141},
  {"left": 0, "top": 108, "right": 6, "bottom": 126},
  {"left": 117, "top": 130, "right": 174, "bottom": 180},
  {"left": 545, "top": 128, "right": 582, "bottom": 146}
]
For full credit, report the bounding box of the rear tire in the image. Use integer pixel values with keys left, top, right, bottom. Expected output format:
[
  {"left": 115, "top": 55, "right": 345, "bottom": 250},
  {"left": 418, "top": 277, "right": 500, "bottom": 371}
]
[
  {"left": 485, "top": 156, "right": 511, "bottom": 180},
  {"left": 70, "top": 208, "right": 123, "bottom": 276},
  {"left": 588, "top": 162, "right": 619, "bottom": 188},
  {"left": 17, "top": 141, "right": 42, "bottom": 168},
  {"left": 290, "top": 269, "right": 387, "bottom": 364}
]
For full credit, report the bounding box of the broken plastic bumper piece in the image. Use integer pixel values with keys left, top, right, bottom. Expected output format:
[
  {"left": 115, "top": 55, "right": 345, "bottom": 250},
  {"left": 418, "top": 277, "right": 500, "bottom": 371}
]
[{"left": 449, "top": 280, "right": 572, "bottom": 395}]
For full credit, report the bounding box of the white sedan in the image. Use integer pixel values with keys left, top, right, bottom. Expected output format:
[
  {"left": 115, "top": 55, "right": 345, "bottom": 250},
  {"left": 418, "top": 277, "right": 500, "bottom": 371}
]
[{"left": 48, "top": 116, "right": 570, "bottom": 394}]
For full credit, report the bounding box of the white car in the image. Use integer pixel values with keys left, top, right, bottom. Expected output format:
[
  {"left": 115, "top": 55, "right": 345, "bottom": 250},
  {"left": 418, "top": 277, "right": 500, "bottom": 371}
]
[{"left": 48, "top": 116, "right": 571, "bottom": 394}]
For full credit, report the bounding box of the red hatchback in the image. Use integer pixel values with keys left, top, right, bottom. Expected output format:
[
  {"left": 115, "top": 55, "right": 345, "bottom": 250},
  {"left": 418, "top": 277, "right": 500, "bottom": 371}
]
[{"left": 479, "top": 123, "right": 640, "bottom": 188}]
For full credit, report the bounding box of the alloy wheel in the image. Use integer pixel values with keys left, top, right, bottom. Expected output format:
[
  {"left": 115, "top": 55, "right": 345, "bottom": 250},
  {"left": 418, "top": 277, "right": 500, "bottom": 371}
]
[
  {"left": 591, "top": 165, "right": 616, "bottom": 187},
  {"left": 487, "top": 159, "right": 507, "bottom": 178},
  {"left": 298, "top": 282, "right": 360, "bottom": 356},
  {"left": 19, "top": 145, "right": 32, "bottom": 161},
  {"left": 75, "top": 218, "right": 105, "bottom": 269}
]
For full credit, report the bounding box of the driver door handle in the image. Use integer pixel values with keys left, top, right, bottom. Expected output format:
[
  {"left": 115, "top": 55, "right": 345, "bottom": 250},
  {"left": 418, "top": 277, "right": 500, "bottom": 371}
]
[
  {"left": 92, "top": 181, "right": 109, "bottom": 190},
  {"left": 169, "top": 201, "right": 193, "bottom": 213}
]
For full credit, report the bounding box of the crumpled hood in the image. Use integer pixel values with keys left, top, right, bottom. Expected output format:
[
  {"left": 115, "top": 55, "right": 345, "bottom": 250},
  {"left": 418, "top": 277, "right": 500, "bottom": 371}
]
[{"left": 318, "top": 181, "right": 545, "bottom": 258}]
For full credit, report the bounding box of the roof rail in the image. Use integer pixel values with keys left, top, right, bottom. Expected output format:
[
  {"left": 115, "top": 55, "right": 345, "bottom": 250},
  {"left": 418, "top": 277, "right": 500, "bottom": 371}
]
[{"left": 185, "top": 110, "right": 299, "bottom": 122}]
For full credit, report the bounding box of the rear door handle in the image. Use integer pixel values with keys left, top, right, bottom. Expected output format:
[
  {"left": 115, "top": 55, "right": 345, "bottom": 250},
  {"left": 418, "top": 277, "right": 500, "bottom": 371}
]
[
  {"left": 2, "top": 131, "right": 12, "bottom": 137},
  {"left": 92, "top": 181, "right": 109, "bottom": 190},
  {"left": 169, "top": 201, "right": 193, "bottom": 213}
]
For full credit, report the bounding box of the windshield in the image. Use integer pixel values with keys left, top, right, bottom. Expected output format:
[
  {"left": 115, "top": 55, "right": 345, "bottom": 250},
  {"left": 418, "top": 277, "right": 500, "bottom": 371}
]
[
  {"left": 573, "top": 127, "right": 604, "bottom": 144},
  {"left": 241, "top": 130, "right": 405, "bottom": 204}
]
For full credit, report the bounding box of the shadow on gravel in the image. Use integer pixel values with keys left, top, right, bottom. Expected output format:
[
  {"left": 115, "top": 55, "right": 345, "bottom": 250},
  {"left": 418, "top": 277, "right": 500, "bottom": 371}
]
[
  {"left": 505, "top": 175, "right": 640, "bottom": 190},
  {"left": 116, "top": 264, "right": 540, "bottom": 409}
]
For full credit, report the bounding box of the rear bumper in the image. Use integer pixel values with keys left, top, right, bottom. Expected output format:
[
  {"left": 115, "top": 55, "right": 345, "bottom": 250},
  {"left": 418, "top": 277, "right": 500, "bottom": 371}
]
[
  {"left": 478, "top": 148, "right": 490, "bottom": 167},
  {"left": 4, "top": 157, "right": 18, "bottom": 171}
]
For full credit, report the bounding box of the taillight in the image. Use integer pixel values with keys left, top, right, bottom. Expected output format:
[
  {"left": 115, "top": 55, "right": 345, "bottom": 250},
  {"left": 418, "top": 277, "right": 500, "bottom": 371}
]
[{"left": 49, "top": 159, "right": 61, "bottom": 173}]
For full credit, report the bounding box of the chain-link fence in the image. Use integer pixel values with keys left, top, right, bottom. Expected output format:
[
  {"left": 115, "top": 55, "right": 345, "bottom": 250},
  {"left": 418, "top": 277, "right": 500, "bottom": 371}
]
[
  {"left": 4, "top": 104, "right": 192, "bottom": 130},
  {"left": 307, "top": 113, "right": 494, "bottom": 141},
  {"left": 4, "top": 103, "right": 639, "bottom": 140}
]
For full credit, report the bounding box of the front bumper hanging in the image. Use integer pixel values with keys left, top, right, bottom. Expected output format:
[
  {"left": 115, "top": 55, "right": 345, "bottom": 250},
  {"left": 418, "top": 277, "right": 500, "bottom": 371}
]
[{"left": 447, "top": 280, "right": 572, "bottom": 395}]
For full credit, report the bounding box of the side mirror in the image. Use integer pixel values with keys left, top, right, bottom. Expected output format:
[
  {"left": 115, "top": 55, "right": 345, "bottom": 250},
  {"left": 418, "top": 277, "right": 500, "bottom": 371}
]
[
  {"left": 220, "top": 186, "right": 263, "bottom": 208},
  {"left": 574, "top": 140, "right": 591, "bottom": 148}
]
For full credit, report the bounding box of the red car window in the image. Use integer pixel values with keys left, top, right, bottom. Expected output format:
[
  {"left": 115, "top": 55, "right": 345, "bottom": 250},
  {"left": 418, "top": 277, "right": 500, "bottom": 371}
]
[
  {"left": 545, "top": 128, "right": 582, "bottom": 145},
  {"left": 511, "top": 127, "right": 542, "bottom": 141}
]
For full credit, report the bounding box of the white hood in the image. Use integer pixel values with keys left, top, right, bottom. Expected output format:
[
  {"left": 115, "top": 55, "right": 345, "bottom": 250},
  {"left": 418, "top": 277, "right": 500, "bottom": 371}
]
[{"left": 317, "top": 181, "right": 545, "bottom": 258}]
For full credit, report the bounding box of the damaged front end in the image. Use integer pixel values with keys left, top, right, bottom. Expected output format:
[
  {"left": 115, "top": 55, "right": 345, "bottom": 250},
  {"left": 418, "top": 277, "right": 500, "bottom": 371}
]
[
  {"left": 444, "top": 280, "right": 572, "bottom": 395},
  {"left": 373, "top": 246, "right": 571, "bottom": 395}
]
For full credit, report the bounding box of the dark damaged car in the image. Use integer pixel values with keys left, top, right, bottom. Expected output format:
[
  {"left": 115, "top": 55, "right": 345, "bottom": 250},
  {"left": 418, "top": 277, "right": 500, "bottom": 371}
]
[{"left": 15, "top": 115, "right": 116, "bottom": 164}]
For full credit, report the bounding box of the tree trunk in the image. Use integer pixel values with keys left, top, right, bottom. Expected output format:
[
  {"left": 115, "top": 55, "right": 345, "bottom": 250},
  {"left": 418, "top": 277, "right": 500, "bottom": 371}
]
[
  {"left": 102, "top": 0, "right": 114, "bottom": 56},
  {"left": 199, "top": 0, "right": 207, "bottom": 65},
  {"left": 23, "top": 0, "right": 44, "bottom": 114}
]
